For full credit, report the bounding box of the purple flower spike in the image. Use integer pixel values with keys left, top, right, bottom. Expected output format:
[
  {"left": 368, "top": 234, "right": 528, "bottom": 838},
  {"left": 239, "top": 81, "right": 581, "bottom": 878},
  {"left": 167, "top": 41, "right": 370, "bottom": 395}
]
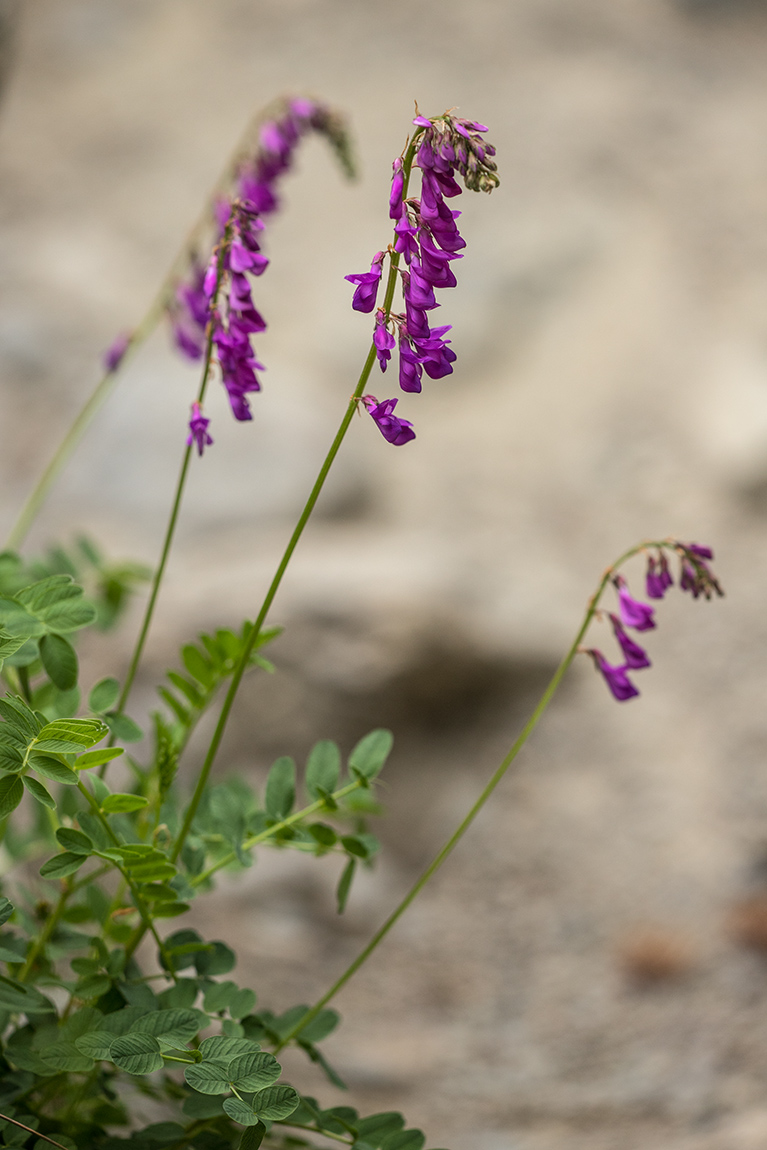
[
  {"left": 362, "top": 395, "right": 416, "bottom": 446},
  {"left": 588, "top": 649, "right": 640, "bottom": 702},
  {"left": 103, "top": 331, "right": 131, "bottom": 373},
  {"left": 345, "top": 252, "right": 385, "bottom": 313},
  {"left": 373, "top": 309, "right": 396, "bottom": 371},
  {"left": 609, "top": 614, "right": 651, "bottom": 670},
  {"left": 614, "top": 575, "right": 656, "bottom": 632},
  {"left": 389, "top": 157, "right": 405, "bottom": 220},
  {"left": 186, "top": 401, "right": 214, "bottom": 456}
]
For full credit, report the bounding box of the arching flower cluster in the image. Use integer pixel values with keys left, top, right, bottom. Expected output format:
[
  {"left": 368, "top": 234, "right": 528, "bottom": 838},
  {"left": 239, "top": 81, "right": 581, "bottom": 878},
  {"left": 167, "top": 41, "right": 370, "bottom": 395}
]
[
  {"left": 347, "top": 112, "right": 498, "bottom": 447},
  {"left": 157, "top": 98, "right": 351, "bottom": 452},
  {"left": 586, "top": 542, "right": 723, "bottom": 701}
]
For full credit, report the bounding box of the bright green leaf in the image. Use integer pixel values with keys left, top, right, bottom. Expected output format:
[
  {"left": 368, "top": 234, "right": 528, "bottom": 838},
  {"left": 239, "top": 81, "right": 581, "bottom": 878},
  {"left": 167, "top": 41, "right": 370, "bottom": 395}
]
[
  {"left": 39, "top": 633, "right": 78, "bottom": 691},
  {"left": 101, "top": 793, "right": 149, "bottom": 814},
  {"left": 223, "top": 1097, "right": 261, "bottom": 1126},
  {"left": 131, "top": 1008, "right": 201, "bottom": 1047},
  {"left": 184, "top": 1059, "right": 232, "bottom": 1095},
  {"left": 305, "top": 740, "right": 340, "bottom": 800},
  {"left": 198, "top": 1035, "right": 259, "bottom": 1063},
  {"left": 74, "top": 746, "right": 124, "bottom": 769},
  {"left": 88, "top": 677, "right": 120, "bottom": 713},
  {"left": 348, "top": 729, "right": 393, "bottom": 780},
  {"left": 35, "top": 717, "right": 107, "bottom": 753},
  {"left": 109, "top": 1032, "right": 164, "bottom": 1075},
  {"left": 250, "top": 1084, "right": 300, "bottom": 1121},
  {"left": 40, "top": 852, "right": 87, "bottom": 879},
  {"left": 228, "top": 1050, "right": 281, "bottom": 1092},
  {"left": 55, "top": 827, "right": 93, "bottom": 855},
  {"left": 22, "top": 776, "right": 55, "bottom": 810},
  {"left": 29, "top": 755, "right": 78, "bottom": 786},
  {"left": 0, "top": 776, "right": 24, "bottom": 820}
]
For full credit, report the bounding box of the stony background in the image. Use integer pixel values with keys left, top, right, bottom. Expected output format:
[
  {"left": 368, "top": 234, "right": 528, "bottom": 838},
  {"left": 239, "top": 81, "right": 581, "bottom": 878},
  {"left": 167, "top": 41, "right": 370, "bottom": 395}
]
[{"left": 3, "top": 1, "right": 767, "bottom": 1147}]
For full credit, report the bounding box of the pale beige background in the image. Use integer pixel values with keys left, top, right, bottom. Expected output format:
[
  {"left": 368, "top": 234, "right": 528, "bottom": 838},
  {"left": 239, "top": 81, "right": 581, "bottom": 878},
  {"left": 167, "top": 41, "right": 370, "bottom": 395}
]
[{"left": 3, "top": 2, "right": 767, "bottom": 1147}]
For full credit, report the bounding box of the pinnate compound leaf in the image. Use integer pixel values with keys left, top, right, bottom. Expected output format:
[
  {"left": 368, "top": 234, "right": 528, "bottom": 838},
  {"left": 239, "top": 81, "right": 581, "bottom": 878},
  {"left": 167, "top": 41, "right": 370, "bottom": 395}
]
[
  {"left": 101, "top": 793, "right": 149, "bottom": 814},
  {"left": 29, "top": 755, "right": 78, "bottom": 785},
  {"left": 228, "top": 1050, "right": 281, "bottom": 1092},
  {"left": 22, "top": 776, "right": 55, "bottom": 809},
  {"left": 88, "top": 677, "right": 120, "bottom": 713},
  {"left": 250, "top": 1084, "right": 300, "bottom": 1121},
  {"left": 0, "top": 898, "right": 13, "bottom": 928},
  {"left": 184, "top": 1059, "right": 232, "bottom": 1095},
  {"left": 223, "top": 1097, "right": 261, "bottom": 1126},
  {"left": 348, "top": 729, "right": 393, "bottom": 780},
  {"left": 238, "top": 1125, "right": 266, "bottom": 1150},
  {"left": 109, "top": 1032, "right": 164, "bottom": 1075},
  {"left": 40, "top": 852, "right": 87, "bottom": 879},
  {"left": 39, "top": 633, "right": 78, "bottom": 691},
  {"left": 0, "top": 776, "right": 24, "bottom": 820},
  {"left": 265, "top": 756, "right": 295, "bottom": 820},
  {"left": 305, "top": 740, "right": 340, "bottom": 800},
  {"left": 35, "top": 718, "right": 108, "bottom": 753}
]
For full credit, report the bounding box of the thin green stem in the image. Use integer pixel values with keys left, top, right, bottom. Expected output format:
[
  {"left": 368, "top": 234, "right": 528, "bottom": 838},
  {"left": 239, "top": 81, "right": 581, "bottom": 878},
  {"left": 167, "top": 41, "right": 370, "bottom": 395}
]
[
  {"left": 170, "top": 135, "right": 423, "bottom": 865},
  {"left": 190, "top": 778, "right": 363, "bottom": 886},
  {"left": 274, "top": 541, "right": 654, "bottom": 1051},
  {"left": 108, "top": 219, "right": 235, "bottom": 741},
  {"left": 0, "top": 1113, "right": 69, "bottom": 1150},
  {"left": 17, "top": 879, "right": 72, "bottom": 982},
  {"left": 5, "top": 106, "right": 272, "bottom": 553}
]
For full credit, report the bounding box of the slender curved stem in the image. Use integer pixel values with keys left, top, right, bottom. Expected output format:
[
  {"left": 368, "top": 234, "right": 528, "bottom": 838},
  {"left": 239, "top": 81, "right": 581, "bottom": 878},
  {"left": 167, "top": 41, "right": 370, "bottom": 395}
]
[
  {"left": 273, "top": 541, "right": 655, "bottom": 1051},
  {"left": 169, "top": 134, "right": 423, "bottom": 864},
  {"left": 0, "top": 1114, "right": 69, "bottom": 1150}
]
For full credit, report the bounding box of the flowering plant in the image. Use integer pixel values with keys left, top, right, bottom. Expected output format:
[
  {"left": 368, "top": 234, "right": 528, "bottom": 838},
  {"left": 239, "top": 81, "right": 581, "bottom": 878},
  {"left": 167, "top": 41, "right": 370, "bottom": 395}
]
[{"left": 0, "top": 98, "right": 722, "bottom": 1150}]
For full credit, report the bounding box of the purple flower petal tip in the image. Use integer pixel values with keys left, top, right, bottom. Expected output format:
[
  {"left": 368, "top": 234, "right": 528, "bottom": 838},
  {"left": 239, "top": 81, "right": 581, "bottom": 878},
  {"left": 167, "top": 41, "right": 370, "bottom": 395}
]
[
  {"left": 588, "top": 649, "right": 640, "bottom": 702},
  {"left": 615, "top": 576, "right": 656, "bottom": 632}
]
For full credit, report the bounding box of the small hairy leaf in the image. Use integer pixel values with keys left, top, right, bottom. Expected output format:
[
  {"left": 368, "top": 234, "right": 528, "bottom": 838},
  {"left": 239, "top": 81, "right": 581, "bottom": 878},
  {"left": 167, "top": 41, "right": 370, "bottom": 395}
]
[
  {"left": 199, "top": 1035, "right": 259, "bottom": 1063},
  {"left": 40, "top": 852, "right": 87, "bottom": 879},
  {"left": 223, "top": 1097, "right": 261, "bottom": 1126},
  {"left": 265, "top": 756, "right": 295, "bottom": 820},
  {"left": 109, "top": 1032, "right": 164, "bottom": 1075},
  {"left": 39, "top": 633, "right": 78, "bottom": 691},
  {"left": 55, "top": 827, "right": 93, "bottom": 855},
  {"left": 88, "top": 677, "right": 120, "bottom": 713},
  {"left": 228, "top": 1050, "right": 281, "bottom": 1092},
  {"left": 305, "top": 740, "right": 340, "bottom": 800},
  {"left": 74, "top": 746, "right": 124, "bottom": 769},
  {"left": 336, "top": 857, "right": 356, "bottom": 914},
  {"left": 29, "top": 755, "right": 78, "bottom": 785},
  {"left": 238, "top": 1125, "right": 266, "bottom": 1150},
  {"left": 184, "top": 1059, "right": 232, "bottom": 1095},
  {"left": 0, "top": 776, "right": 24, "bottom": 820},
  {"left": 40, "top": 1041, "right": 94, "bottom": 1074},
  {"left": 22, "top": 776, "right": 55, "bottom": 809},
  {"left": 131, "top": 1008, "right": 201, "bottom": 1047},
  {"left": 101, "top": 793, "right": 149, "bottom": 814},
  {"left": 348, "top": 729, "right": 393, "bottom": 780},
  {"left": 250, "top": 1084, "right": 300, "bottom": 1121}
]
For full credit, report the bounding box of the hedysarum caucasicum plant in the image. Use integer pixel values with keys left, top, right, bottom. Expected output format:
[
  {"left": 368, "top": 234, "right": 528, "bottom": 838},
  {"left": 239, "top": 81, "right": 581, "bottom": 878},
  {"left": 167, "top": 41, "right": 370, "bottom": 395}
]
[{"left": 0, "top": 99, "right": 725, "bottom": 1150}]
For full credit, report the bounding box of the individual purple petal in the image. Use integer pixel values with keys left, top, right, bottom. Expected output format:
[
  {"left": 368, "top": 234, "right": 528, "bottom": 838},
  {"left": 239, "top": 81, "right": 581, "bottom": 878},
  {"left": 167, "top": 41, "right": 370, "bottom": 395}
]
[
  {"left": 362, "top": 395, "right": 416, "bottom": 446},
  {"left": 103, "top": 331, "right": 131, "bottom": 373},
  {"left": 389, "top": 158, "right": 405, "bottom": 220},
  {"left": 398, "top": 337, "right": 423, "bottom": 393},
  {"left": 413, "top": 115, "right": 432, "bottom": 127},
  {"left": 394, "top": 214, "right": 421, "bottom": 263},
  {"left": 345, "top": 252, "right": 385, "bottom": 313},
  {"left": 587, "top": 649, "right": 640, "bottom": 702},
  {"left": 230, "top": 241, "right": 269, "bottom": 275},
  {"left": 609, "top": 614, "right": 651, "bottom": 669},
  {"left": 373, "top": 309, "right": 396, "bottom": 371},
  {"left": 186, "top": 401, "right": 214, "bottom": 456},
  {"left": 413, "top": 326, "right": 456, "bottom": 379},
  {"left": 404, "top": 263, "right": 437, "bottom": 309},
  {"left": 614, "top": 575, "right": 656, "bottom": 632}
]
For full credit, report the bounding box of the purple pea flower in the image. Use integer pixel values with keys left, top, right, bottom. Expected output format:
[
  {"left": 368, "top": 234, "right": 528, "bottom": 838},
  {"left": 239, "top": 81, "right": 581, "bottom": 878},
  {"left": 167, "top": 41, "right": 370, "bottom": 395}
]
[
  {"left": 394, "top": 215, "right": 420, "bottom": 263},
  {"left": 688, "top": 543, "right": 714, "bottom": 560},
  {"left": 373, "top": 309, "right": 396, "bottom": 371},
  {"left": 345, "top": 252, "right": 385, "bottom": 313},
  {"left": 186, "top": 401, "right": 214, "bottom": 456},
  {"left": 103, "top": 331, "right": 131, "bottom": 374},
  {"left": 588, "top": 649, "right": 640, "bottom": 702},
  {"left": 609, "top": 614, "right": 651, "bottom": 670},
  {"left": 362, "top": 395, "right": 416, "bottom": 446},
  {"left": 646, "top": 552, "right": 673, "bottom": 600},
  {"left": 614, "top": 575, "right": 656, "bottom": 632}
]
